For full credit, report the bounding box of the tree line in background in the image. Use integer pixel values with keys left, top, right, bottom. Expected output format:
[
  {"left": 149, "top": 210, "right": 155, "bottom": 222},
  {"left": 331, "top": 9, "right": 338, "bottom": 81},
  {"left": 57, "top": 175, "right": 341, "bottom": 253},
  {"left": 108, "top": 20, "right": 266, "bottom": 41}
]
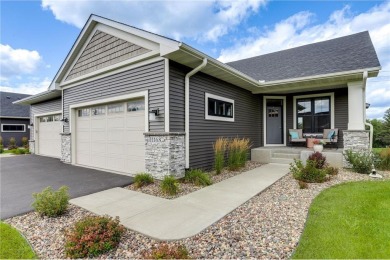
[{"left": 367, "top": 108, "right": 390, "bottom": 148}]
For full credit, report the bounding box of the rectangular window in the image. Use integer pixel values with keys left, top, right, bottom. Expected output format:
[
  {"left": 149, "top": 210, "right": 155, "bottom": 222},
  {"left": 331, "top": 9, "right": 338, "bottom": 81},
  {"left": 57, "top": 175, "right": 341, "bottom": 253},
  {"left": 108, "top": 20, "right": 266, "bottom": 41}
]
[
  {"left": 127, "top": 99, "right": 145, "bottom": 112},
  {"left": 296, "top": 96, "right": 330, "bottom": 133},
  {"left": 78, "top": 108, "right": 90, "bottom": 117},
  {"left": 108, "top": 103, "right": 124, "bottom": 114},
  {"left": 1, "top": 124, "right": 26, "bottom": 132},
  {"left": 91, "top": 106, "right": 105, "bottom": 116},
  {"left": 205, "top": 93, "right": 234, "bottom": 122}
]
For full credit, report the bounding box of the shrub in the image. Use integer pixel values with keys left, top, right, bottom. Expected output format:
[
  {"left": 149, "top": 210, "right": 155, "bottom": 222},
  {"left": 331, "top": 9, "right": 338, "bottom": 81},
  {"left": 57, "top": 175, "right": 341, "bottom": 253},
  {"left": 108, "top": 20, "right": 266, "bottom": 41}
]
[
  {"left": 0, "top": 145, "right": 3, "bottom": 154},
  {"left": 31, "top": 186, "right": 69, "bottom": 217},
  {"left": 21, "top": 137, "right": 29, "bottom": 149},
  {"left": 227, "top": 137, "right": 251, "bottom": 170},
  {"left": 65, "top": 216, "right": 125, "bottom": 258},
  {"left": 290, "top": 159, "right": 327, "bottom": 183},
  {"left": 134, "top": 173, "right": 154, "bottom": 188},
  {"left": 0, "top": 136, "right": 2, "bottom": 145},
  {"left": 8, "top": 137, "right": 17, "bottom": 150},
  {"left": 325, "top": 166, "right": 339, "bottom": 176},
  {"left": 213, "top": 137, "right": 228, "bottom": 174},
  {"left": 308, "top": 152, "right": 327, "bottom": 169},
  {"left": 344, "top": 150, "right": 373, "bottom": 174},
  {"left": 13, "top": 148, "right": 29, "bottom": 155},
  {"left": 298, "top": 180, "right": 308, "bottom": 189},
  {"left": 184, "top": 169, "right": 212, "bottom": 186},
  {"left": 161, "top": 175, "right": 179, "bottom": 195},
  {"left": 376, "top": 148, "right": 390, "bottom": 171},
  {"left": 143, "top": 243, "right": 190, "bottom": 259}
]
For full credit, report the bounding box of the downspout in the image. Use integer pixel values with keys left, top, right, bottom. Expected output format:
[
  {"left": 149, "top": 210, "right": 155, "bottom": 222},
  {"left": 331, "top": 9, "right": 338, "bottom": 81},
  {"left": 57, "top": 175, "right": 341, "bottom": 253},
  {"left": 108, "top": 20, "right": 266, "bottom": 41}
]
[
  {"left": 185, "top": 58, "right": 208, "bottom": 168},
  {"left": 362, "top": 70, "right": 373, "bottom": 151}
]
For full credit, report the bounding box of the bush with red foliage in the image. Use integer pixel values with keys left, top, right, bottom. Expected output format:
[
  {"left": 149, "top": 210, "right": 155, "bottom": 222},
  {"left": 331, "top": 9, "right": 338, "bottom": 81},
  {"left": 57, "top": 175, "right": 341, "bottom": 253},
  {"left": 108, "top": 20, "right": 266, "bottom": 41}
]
[
  {"left": 308, "top": 152, "right": 327, "bottom": 169},
  {"left": 142, "top": 243, "right": 190, "bottom": 259},
  {"left": 65, "top": 216, "right": 125, "bottom": 258}
]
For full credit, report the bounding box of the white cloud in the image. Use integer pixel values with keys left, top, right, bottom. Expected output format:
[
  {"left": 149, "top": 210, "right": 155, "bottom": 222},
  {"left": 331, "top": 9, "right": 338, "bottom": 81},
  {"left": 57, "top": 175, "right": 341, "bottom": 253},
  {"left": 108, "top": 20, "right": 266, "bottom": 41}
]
[
  {"left": 0, "top": 78, "right": 51, "bottom": 95},
  {"left": 0, "top": 44, "right": 42, "bottom": 79},
  {"left": 218, "top": 2, "right": 390, "bottom": 119},
  {"left": 41, "top": 0, "right": 266, "bottom": 42}
]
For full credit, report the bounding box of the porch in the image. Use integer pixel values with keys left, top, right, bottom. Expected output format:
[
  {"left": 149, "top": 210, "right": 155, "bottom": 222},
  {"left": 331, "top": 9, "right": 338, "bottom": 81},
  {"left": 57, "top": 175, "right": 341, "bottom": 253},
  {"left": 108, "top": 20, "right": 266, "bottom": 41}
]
[{"left": 251, "top": 147, "right": 344, "bottom": 167}]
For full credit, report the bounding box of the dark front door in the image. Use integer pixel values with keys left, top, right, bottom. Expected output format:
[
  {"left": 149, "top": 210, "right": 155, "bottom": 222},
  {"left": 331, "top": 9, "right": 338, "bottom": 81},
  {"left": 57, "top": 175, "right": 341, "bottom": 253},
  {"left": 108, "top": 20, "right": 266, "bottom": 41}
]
[{"left": 266, "top": 99, "right": 283, "bottom": 144}]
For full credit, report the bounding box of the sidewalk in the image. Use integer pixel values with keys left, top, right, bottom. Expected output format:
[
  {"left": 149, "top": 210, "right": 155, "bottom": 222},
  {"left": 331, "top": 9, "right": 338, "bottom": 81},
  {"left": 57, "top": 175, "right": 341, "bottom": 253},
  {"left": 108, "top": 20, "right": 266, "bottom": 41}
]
[{"left": 70, "top": 163, "right": 289, "bottom": 240}]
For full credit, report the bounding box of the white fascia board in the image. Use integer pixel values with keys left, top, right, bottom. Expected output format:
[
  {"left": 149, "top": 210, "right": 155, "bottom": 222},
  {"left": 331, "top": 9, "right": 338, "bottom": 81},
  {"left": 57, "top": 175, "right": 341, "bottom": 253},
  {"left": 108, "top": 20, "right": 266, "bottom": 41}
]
[
  {"left": 179, "top": 43, "right": 260, "bottom": 88},
  {"left": 13, "top": 90, "right": 62, "bottom": 105},
  {"left": 255, "top": 67, "right": 381, "bottom": 88}
]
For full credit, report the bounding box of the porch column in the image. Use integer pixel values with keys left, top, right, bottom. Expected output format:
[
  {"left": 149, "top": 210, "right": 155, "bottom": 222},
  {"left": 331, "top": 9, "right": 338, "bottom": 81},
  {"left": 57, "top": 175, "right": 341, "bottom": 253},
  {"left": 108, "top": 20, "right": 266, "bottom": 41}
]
[
  {"left": 344, "top": 81, "right": 369, "bottom": 167},
  {"left": 347, "top": 81, "right": 365, "bottom": 130}
]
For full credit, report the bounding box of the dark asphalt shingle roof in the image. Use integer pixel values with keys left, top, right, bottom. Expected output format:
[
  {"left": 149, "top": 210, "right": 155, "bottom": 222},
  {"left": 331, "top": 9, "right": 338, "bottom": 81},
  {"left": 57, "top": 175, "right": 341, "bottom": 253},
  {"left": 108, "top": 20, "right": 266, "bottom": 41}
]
[
  {"left": 0, "top": 91, "right": 31, "bottom": 117},
  {"left": 227, "top": 31, "right": 381, "bottom": 82}
]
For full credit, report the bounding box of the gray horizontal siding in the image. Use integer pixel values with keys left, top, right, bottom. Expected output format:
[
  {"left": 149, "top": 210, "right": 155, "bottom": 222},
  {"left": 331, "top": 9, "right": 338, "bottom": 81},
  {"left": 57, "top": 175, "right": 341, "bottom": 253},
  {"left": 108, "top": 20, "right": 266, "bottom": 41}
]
[
  {"left": 285, "top": 87, "right": 348, "bottom": 148},
  {"left": 66, "top": 30, "right": 150, "bottom": 81},
  {"left": 63, "top": 60, "right": 165, "bottom": 133},
  {"left": 30, "top": 98, "right": 62, "bottom": 140},
  {"left": 0, "top": 118, "right": 30, "bottom": 146},
  {"left": 169, "top": 62, "right": 262, "bottom": 170}
]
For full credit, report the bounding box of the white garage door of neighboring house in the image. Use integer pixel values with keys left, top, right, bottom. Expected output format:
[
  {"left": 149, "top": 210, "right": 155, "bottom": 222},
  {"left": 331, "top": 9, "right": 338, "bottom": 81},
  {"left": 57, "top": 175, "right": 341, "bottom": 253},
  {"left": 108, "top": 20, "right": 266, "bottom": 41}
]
[
  {"left": 75, "top": 98, "right": 145, "bottom": 174},
  {"left": 38, "top": 114, "right": 62, "bottom": 158}
]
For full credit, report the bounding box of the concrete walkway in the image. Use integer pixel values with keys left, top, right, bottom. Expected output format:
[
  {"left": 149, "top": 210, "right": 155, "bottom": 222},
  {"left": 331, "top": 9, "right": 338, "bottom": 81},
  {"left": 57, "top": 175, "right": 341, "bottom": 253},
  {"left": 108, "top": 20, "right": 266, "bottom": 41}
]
[{"left": 70, "top": 163, "right": 289, "bottom": 240}]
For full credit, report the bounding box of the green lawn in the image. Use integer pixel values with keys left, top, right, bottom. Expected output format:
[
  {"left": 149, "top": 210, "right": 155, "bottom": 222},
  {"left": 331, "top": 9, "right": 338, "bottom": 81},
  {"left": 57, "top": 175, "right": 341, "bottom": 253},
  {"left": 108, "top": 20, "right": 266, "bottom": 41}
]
[
  {"left": 0, "top": 222, "right": 37, "bottom": 259},
  {"left": 293, "top": 181, "right": 390, "bottom": 259},
  {"left": 373, "top": 147, "right": 389, "bottom": 154}
]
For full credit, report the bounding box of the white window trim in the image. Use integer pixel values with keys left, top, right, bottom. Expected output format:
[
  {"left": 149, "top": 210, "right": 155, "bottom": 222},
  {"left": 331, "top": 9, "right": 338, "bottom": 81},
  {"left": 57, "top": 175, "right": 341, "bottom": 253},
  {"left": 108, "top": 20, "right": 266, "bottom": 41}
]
[
  {"left": 205, "top": 93, "right": 235, "bottom": 122},
  {"left": 1, "top": 124, "right": 26, "bottom": 132},
  {"left": 263, "top": 96, "right": 287, "bottom": 147},
  {"left": 293, "top": 92, "right": 335, "bottom": 131}
]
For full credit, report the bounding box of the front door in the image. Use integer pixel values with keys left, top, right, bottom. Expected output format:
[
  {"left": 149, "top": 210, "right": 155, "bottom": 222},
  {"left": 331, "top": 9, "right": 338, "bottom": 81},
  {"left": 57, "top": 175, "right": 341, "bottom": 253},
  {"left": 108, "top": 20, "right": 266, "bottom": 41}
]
[{"left": 266, "top": 99, "right": 284, "bottom": 144}]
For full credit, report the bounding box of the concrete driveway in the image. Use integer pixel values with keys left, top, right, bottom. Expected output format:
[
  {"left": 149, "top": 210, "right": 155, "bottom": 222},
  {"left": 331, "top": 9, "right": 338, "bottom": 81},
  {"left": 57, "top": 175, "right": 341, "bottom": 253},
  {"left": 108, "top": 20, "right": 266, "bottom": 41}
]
[{"left": 0, "top": 155, "right": 133, "bottom": 219}]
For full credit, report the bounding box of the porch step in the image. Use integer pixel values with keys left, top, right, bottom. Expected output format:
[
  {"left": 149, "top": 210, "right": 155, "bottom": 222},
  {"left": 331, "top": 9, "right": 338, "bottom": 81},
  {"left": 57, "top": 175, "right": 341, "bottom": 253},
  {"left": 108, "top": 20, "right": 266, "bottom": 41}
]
[
  {"left": 272, "top": 153, "right": 300, "bottom": 160},
  {"left": 270, "top": 158, "right": 295, "bottom": 164}
]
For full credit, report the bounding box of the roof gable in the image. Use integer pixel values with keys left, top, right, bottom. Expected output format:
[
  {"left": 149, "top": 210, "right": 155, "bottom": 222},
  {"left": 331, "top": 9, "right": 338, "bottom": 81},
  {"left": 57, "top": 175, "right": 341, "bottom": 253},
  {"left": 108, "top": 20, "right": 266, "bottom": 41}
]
[
  {"left": 65, "top": 30, "right": 151, "bottom": 81},
  {"left": 0, "top": 91, "right": 31, "bottom": 118},
  {"left": 227, "top": 31, "right": 381, "bottom": 82}
]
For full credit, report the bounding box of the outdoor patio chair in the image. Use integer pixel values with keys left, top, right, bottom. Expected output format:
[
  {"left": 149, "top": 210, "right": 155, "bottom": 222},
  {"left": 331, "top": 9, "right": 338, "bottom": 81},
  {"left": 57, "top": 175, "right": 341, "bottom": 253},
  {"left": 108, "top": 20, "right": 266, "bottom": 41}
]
[
  {"left": 321, "top": 128, "right": 339, "bottom": 149},
  {"left": 288, "top": 129, "right": 306, "bottom": 146}
]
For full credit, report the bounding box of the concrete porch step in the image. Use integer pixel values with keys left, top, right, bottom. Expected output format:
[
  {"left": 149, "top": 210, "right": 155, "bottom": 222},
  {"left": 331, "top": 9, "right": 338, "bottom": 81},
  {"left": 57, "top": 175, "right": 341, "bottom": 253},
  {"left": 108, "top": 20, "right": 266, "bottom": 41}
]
[
  {"left": 270, "top": 158, "right": 294, "bottom": 164},
  {"left": 272, "top": 153, "right": 300, "bottom": 159}
]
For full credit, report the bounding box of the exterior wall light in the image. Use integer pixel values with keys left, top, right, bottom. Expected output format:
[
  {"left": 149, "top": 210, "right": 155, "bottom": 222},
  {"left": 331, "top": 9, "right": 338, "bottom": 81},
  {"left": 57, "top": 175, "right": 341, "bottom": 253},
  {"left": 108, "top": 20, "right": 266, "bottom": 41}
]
[
  {"left": 366, "top": 103, "right": 371, "bottom": 109},
  {"left": 149, "top": 108, "right": 160, "bottom": 121},
  {"left": 60, "top": 118, "right": 69, "bottom": 123}
]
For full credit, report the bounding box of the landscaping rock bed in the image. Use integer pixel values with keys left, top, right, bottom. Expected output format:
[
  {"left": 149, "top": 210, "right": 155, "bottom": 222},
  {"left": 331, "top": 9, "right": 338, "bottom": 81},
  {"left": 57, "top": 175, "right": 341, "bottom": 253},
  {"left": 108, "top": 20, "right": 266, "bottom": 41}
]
[
  {"left": 6, "top": 169, "right": 389, "bottom": 259},
  {"left": 126, "top": 161, "right": 263, "bottom": 199}
]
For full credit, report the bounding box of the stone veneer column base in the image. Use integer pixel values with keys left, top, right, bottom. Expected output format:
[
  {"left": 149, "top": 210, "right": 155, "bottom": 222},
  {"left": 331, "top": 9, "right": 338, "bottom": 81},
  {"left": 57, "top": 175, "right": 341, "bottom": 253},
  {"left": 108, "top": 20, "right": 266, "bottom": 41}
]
[
  {"left": 343, "top": 130, "right": 370, "bottom": 167},
  {"left": 144, "top": 132, "right": 185, "bottom": 180},
  {"left": 28, "top": 140, "right": 35, "bottom": 154},
  {"left": 61, "top": 133, "right": 71, "bottom": 163}
]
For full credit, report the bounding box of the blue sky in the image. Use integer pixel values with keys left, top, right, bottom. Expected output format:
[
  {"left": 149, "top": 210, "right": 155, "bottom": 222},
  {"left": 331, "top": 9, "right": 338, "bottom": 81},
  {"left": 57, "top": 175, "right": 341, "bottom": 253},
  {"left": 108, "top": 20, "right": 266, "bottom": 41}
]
[{"left": 1, "top": 0, "right": 389, "bottom": 119}]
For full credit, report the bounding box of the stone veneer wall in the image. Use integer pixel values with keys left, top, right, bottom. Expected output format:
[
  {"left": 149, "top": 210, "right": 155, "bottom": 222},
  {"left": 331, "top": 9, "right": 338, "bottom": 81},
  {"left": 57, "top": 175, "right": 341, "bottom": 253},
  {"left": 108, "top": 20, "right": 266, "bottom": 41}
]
[
  {"left": 29, "top": 140, "right": 35, "bottom": 154},
  {"left": 342, "top": 130, "right": 370, "bottom": 167},
  {"left": 61, "top": 133, "right": 71, "bottom": 163},
  {"left": 144, "top": 132, "right": 185, "bottom": 179}
]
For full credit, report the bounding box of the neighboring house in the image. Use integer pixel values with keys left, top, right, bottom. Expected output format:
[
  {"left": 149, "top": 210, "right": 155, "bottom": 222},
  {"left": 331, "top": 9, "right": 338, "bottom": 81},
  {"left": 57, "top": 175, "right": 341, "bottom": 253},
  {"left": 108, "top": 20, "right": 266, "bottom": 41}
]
[
  {"left": 0, "top": 91, "right": 31, "bottom": 147},
  {"left": 16, "top": 15, "right": 381, "bottom": 179}
]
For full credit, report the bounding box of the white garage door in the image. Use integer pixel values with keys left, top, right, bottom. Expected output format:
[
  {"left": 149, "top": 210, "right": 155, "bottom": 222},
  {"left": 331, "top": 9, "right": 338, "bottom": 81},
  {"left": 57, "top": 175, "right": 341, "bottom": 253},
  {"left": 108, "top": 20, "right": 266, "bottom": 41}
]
[
  {"left": 38, "top": 114, "right": 62, "bottom": 158},
  {"left": 75, "top": 98, "right": 145, "bottom": 174}
]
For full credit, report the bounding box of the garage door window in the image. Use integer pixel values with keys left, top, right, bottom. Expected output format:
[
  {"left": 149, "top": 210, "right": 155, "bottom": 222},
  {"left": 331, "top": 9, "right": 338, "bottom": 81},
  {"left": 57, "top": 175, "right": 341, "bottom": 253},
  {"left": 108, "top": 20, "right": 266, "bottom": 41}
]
[
  {"left": 127, "top": 99, "right": 145, "bottom": 112},
  {"left": 91, "top": 106, "right": 105, "bottom": 116},
  {"left": 108, "top": 103, "right": 124, "bottom": 114},
  {"left": 54, "top": 115, "right": 61, "bottom": 121},
  {"left": 78, "top": 108, "right": 90, "bottom": 117}
]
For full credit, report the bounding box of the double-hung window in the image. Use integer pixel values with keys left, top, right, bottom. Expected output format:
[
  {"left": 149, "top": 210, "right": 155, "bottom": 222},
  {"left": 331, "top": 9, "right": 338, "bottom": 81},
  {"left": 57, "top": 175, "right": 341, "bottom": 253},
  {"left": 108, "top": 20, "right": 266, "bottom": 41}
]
[{"left": 205, "top": 93, "right": 234, "bottom": 122}]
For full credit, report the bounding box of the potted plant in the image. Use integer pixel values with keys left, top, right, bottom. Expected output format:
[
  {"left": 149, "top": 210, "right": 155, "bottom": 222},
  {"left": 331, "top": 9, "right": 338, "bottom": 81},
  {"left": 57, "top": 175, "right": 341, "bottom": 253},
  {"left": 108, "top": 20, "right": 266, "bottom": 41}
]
[{"left": 312, "top": 139, "right": 326, "bottom": 152}]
